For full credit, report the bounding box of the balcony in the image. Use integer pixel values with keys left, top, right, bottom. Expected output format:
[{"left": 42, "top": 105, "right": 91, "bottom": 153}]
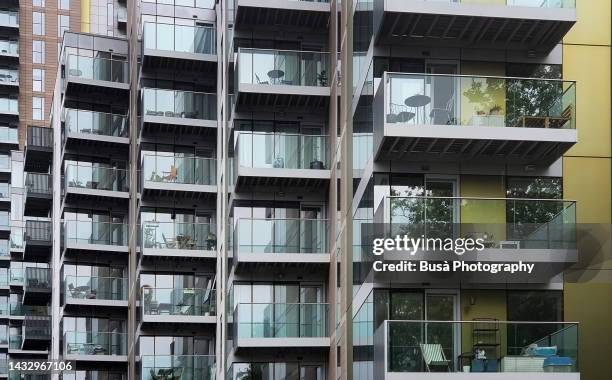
[
  {"left": 25, "top": 174, "right": 52, "bottom": 215},
  {"left": 63, "top": 331, "right": 127, "bottom": 362},
  {"left": 141, "top": 355, "right": 215, "bottom": 380},
  {"left": 141, "top": 88, "right": 217, "bottom": 135},
  {"left": 0, "top": 211, "right": 8, "bottom": 234},
  {"left": 9, "top": 304, "right": 49, "bottom": 321},
  {"left": 234, "top": 302, "right": 330, "bottom": 349},
  {"left": 63, "top": 164, "right": 129, "bottom": 203},
  {"left": 375, "top": 73, "right": 577, "bottom": 165},
  {"left": 141, "top": 155, "right": 216, "bottom": 199},
  {"left": 141, "top": 287, "right": 216, "bottom": 324},
  {"left": 374, "top": 0, "right": 576, "bottom": 54},
  {"left": 142, "top": 23, "right": 216, "bottom": 70},
  {"left": 0, "top": 68, "right": 18, "bottom": 89},
  {"left": 141, "top": 221, "right": 216, "bottom": 259},
  {"left": 234, "top": 0, "right": 330, "bottom": 30},
  {"left": 0, "top": 40, "right": 18, "bottom": 59},
  {"left": 233, "top": 218, "right": 330, "bottom": 269},
  {"left": 0, "top": 126, "right": 17, "bottom": 148},
  {"left": 64, "top": 55, "right": 129, "bottom": 96},
  {"left": 63, "top": 109, "right": 129, "bottom": 148},
  {"left": 0, "top": 97, "right": 18, "bottom": 118},
  {"left": 0, "top": 10, "right": 18, "bottom": 32},
  {"left": 23, "top": 268, "right": 51, "bottom": 304},
  {"left": 233, "top": 131, "right": 330, "bottom": 189},
  {"left": 62, "top": 220, "right": 129, "bottom": 255},
  {"left": 64, "top": 275, "right": 128, "bottom": 309},
  {"left": 374, "top": 320, "right": 579, "bottom": 379},
  {"left": 0, "top": 238, "right": 8, "bottom": 263},
  {"left": 235, "top": 48, "right": 330, "bottom": 109},
  {"left": 22, "top": 316, "right": 51, "bottom": 350},
  {"left": 377, "top": 196, "right": 577, "bottom": 282},
  {"left": 24, "top": 220, "right": 52, "bottom": 260},
  {"left": 25, "top": 126, "right": 53, "bottom": 172},
  {"left": 0, "top": 183, "right": 8, "bottom": 203}
]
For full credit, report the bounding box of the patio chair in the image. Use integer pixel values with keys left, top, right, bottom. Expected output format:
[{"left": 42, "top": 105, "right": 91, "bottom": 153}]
[
  {"left": 162, "top": 166, "right": 177, "bottom": 182},
  {"left": 420, "top": 343, "right": 451, "bottom": 372}
]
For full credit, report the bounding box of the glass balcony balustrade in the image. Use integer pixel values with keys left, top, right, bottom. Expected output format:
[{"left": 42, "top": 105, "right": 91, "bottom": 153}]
[
  {"left": 64, "top": 276, "right": 128, "bottom": 301},
  {"left": 66, "top": 55, "right": 128, "bottom": 83},
  {"left": 235, "top": 132, "right": 328, "bottom": 170},
  {"left": 62, "top": 220, "right": 128, "bottom": 247},
  {"left": 64, "top": 164, "right": 128, "bottom": 192},
  {"left": 141, "top": 288, "right": 216, "bottom": 316},
  {"left": 235, "top": 303, "right": 328, "bottom": 338},
  {"left": 142, "top": 155, "right": 216, "bottom": 186},
  {"left": 64, "top": 331, "right": 127, "bottom": 356},
  {"left": 64, "top": 109, "right": 128, "bottom": 138},
  {"left": 238, "top": 48, "right": 330, "bottom": 87},
  {"left": 386, "top": 197, "right": 576, "bottom": 249},
  {"left": 142, "top": 88, "right": 216, "bottom": 121},
  {"left": 141, "top": 221, "right": 216, "bottom": 251},
  {"left": 385, "top": 73, "right": 576, "bottom": 130},
  {"left": 143, "top": 23, "right": 216, "bottom": 55},
  {"left": 383, "top": 320, "right": 578, "bottom": 373},
  {"left": 142, "top": 355, "right": 215, "bottom": 380},
  {"left": 235, "top": 218, "right": 327, "bottom": 254}
]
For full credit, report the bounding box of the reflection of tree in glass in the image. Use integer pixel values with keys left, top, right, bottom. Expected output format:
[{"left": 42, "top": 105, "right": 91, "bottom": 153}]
[
  {"left": 236, "top": 364, "right": 263, "bottom": 380},
  {"left": 462, "top": 78, "right": 506, "bottom": 116},
  {"left": 389, "top": 189, "right": 454, "bottom": 239}
]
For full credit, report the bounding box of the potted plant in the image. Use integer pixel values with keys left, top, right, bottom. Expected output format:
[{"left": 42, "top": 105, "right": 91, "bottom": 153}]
[{"left": 489, "top": 105, "right": 502, "bottom": 115}]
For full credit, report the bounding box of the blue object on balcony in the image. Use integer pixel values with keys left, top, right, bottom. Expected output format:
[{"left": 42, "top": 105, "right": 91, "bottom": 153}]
[
  {"left": 543, "top": 356, "right": 573, "bottom": 373},
  {"left": 471, "top": 359, "right": 498, "bottom": 372}
]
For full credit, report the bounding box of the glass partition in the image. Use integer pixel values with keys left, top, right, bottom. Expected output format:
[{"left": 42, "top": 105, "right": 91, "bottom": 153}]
[
  {"left": 64, "top": 276, "right": 128, "bottom": 301},
  {"left": 141, "top": 221, "right": 216, "bottom": 251},
  {"left": 141, "top": 288, "right": 216, "bottom": 316},
  {"left": 0, "top": 97, "right": 18, "bottom": 113},
  {"left": 238, "top": 48, "right": 330, "bottom": 87},
  {"left": 142, "top": 355, "right": 216, "bottom": 380},
  {"left": 64, "top": 331, "right": 127, "bottom": 356},
  {"left": 0, "top": 10, "right": 18, "bottom": 26},
  {"left": 64, "top": 109, "right": 128, "bottom": 137},
  {"left": 143, "top": 23, "right": 216, "bottom": 54},
  {"left": 66, "top": 55, "right": 128, "bottom": 83},
  {"left": 0, "top": 69, "right": 18, "bottom": 84},
  {"left": 386, "top": 73, "right": 576, "bottom": 130},
  {"left": 386, "top": 197, "right": 576, "bottom": 249},
  {"left": 236, "top": 303, "right": 328, "bottom": 338},
  {"left": 235, "top": 132, "right": 328, "bottom": 170},
  {"left": 385, "top": 320, "right": 578, "bottom": 373},
  {"left": 0, "top": 40, "right": 18, "bottom": 55},
  {"left": 235, "top": 218, "right": 327, "bottom": 254},
  {"left": 142, "top": 155, "right": 216, "bottom": 186},
  {"left": 142, "top": 88, "right": 217, "bottom": 120},
  {"left": 65, "top": 164, "right": 128, "bottom": 192},
  {"left": 63, "top": 220, "right": 128, "bottom": 246}
]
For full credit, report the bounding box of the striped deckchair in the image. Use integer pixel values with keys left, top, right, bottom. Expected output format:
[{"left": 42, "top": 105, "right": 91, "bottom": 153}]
[{"left": 420, "top": 343, "right": 451, "bottom": 372}]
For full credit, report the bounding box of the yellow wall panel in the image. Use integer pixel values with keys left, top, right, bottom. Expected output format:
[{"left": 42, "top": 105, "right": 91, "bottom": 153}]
[
  {"left": 563, "top": 45, "right": 611, "bottom": 158},
  {"left": 460, "top": 290, "right": 508, "bottom": 357},
  {"left": 564, "top": 0, "right": 611, "bottom": 46},
  {"left": 563, "top": 157, "right": 611, "bottom": 224}
]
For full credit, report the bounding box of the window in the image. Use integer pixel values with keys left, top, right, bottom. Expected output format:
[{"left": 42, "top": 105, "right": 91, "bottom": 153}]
[
  {"left": 33, "top": 0, "right": 45, "bottom": 6},
  {"left": 58, "top": 15, "right": 69, "bottom": 38},
  {"left": 33, "top": 40, "right": 45, "bottom": 64},
  {"left": 59, "top": 0, "right": 69, "bottom": 10},
  {"left": 33, "top": 12, "right": 44, "bottom": 35},
  {"left": 33, "top": 69, "right": 44, "bottom": 92},
  {"left": 32, "top": 97, "right": 44, "bottom": 120}
]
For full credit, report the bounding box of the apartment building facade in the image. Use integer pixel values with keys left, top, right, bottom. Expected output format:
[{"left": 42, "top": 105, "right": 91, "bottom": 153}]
[{"left": 1, "top": 1, "right": 611, "bottom": 380}]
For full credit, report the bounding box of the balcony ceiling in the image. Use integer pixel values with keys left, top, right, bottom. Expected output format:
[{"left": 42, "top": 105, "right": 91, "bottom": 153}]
[{"left": 235, "top": 4, "right": 330, "bottom": 31}]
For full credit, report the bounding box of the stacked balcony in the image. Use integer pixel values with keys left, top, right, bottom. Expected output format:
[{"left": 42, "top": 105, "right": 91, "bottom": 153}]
[
  {"left": 233, "top": 0, "right": 331, "bottom": 30},
  {"left": 374, "top": 0, "right": 576, "bottom": 54},
  {"left": 23, "top": 220, "right": 51, "bottom": 260},
  {"left": 140, "top": 221, "right": 216, "bottom": 260},
  {"left": 234, "top": 48, "right": 330, "bottom": 109},
  {"left": 62, "top": 220, "right": 128, "bottom": 256},
  {"left": 63, "top": 331, "right": 127, "bottom": 362},
  {"left": 64, "top": 54, "right": 129, "bottom": 96},
  {"left": 24, "top": 174, "right": 52, "bottom": 217},
  {"left": 141, "top": 287, "right": 216, "bottom": 325},
  {"left": 63, "top": 108, "right": 129, "bottom": 150},
  {"left": 234, "top": 302, "right": 330, "bottom": 349},
  {"left": 63, "top": 275, "right": 128, "bottom": 309},
  {"left": 374, "top": 72, "right": 577, "bottom": 165},
  {"left": 141, "top": 88, "right": 217, "bottom": 136},
  {"left": 142, "top": 22, "right": 217, "bottom": 71},
  {"left": 233, "top": 131, "right": 330, "bottom": 189},
  {"left": 23, "top": 268, "right": 50, "bottom": 304},
  {"left": 0, "top": 39, "right": 18, "bottom": 61},
  {"left": 233, "top": 218, "right": 330, "bottom": 269},
  {"left": 141, "top": 154, "right": 216, "bottom": 199},
  {"left": 0, "top": 68, "right": 18, "bottom": 91},
  {"left": 24, "top": 126, "right": 53, "bottom": 173},
  {"left": 374, "top": 320, "right": 579, "bottom": 379}
]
